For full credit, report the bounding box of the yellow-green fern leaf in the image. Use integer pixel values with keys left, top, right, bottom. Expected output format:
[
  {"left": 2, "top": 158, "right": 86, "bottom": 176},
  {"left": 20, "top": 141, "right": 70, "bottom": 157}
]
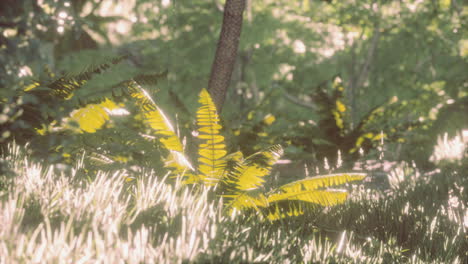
[
  {"left": 188, "top": 151, "right": 244, "bottom": 185},
  {"left": 225, "top": 191, "right": 268, "bottom": 216},
  {"left": 277, "top": 173, "right": 366, "bottom": 193},
  {"left": 264, "top": 190, "right": 348, "bottom": 221},
  {"left": 69, "top": 105, "right": 108, "bottom": 133},
  {"left": 222, "top": 145, "right": 282, "bottom": 215},
  {"left": 265, "top": 190, "right": 349, "bottom": 221},
  {"left": 265, "top": 201, "right": 307, "bottom": 221},
  {"left": 268, "top": 189, "right": 348, "bottom": 206},
  {"left": 197, "top": 88, "right": 227, "bottom": 185},
  {"left": 165, "top": 150, "right": 195, "bottom": 172},
  {"left": 126, "top": 81, "right": 193, "bottom": 173},
  {"left": 261, "top": 173, "right": 365, "bottom": 220},
  {"left": 224, "top": 145, "right": 283, "bottom": 192},
  {"left": 23, "top": 81, "right": 40, "bottom": 92},
  {"left": 126, "top": 81, "right": 184, "bottom": 152},
  {"left": 68, "top": 98, "right": 119, "bottom": 133}
]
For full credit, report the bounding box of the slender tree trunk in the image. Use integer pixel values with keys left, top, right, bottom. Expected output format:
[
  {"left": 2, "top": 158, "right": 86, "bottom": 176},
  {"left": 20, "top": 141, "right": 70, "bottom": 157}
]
[{"left": 207, "top": 0, "right": 246, "bottom": 112}]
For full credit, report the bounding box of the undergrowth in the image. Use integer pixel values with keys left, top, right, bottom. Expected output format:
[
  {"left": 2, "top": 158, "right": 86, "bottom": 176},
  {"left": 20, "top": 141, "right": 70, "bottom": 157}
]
[{"left": 0, "top": 143, "right": 466, "bottom": 263}]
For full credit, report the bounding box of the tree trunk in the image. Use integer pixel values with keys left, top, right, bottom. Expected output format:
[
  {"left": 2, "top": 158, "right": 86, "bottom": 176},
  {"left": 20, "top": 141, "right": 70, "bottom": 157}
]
[{"left": 207, "top": 0, "right": 246, "bottom": 113}]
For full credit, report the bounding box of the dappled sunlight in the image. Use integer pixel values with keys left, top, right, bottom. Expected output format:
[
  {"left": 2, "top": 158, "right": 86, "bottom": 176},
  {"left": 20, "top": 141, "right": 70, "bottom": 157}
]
[
  {"left": 18, "top": 66, "right": 32, "bottom": 77},
  {"left": 430, "top": 130, "right": 468, "bottom": 164},
  {"left": 292, "top": 39, "right": 306, "bottom": 54}
]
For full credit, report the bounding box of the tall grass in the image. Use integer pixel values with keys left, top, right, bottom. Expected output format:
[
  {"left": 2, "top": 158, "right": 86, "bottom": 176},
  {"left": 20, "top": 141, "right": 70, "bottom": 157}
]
[{"left": 0, "top": 143, "right": 466, "bottom": 263}]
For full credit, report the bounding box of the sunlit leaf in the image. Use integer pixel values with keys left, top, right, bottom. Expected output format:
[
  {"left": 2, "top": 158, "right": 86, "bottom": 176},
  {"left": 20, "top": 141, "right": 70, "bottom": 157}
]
[
  {"left": 225, "top": 144, "right": 283, "bottom": 192},
  {"left": 126, "top": 81, "right": 184, "bottom": 152},
  {"left": 258, "top": 173, "right": 365, "bottom": 220},
  {"left": 268, "top": 189, "right": 348, "bottom": 206},
  {"left": 277, "top": 173, "right": 366, "bottom": 193},
  {"left": 263, "top": 113, "right": 276, "bottom": 125},
  {"left": 225, "top": 191, "right": 269, "bottom": 214},
  {"left": 221, "top": 145, "right": 282, "bottom": 216},
  {"left": 126, "top": 81, "right": 193, "bottom": 174},
  {"left": 196, "top": 88, "right": 227, "bottom": 185}
]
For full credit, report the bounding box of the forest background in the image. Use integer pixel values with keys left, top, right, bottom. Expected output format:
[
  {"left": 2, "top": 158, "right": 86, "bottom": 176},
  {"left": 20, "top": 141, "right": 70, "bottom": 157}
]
[{"left": 0, "top": 0, "right": 467, "bottom": 263}]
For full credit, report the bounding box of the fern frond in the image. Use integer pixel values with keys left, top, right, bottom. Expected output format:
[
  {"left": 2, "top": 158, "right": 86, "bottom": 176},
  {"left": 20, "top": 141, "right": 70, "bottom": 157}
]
[
  {"left": 67, "top": 98, "right": 120, "bottom": 133},
  {"left": 331, "top": 76, "right": 347, "bottom": 133},
  {"left": 264, "top": 189, "right": 349, "bottom": 221},
  {"left": 222, "top": 145, "right": 282, "bottom": 215},
  {"left": 133, "top": 71, "right": 168, "bottom": 86},
  {"left": 265, "top": 200, "right": 308, "bottom": 221},
  {"left": 224, "top": 144, "right": 283, "bottom": 192},
  {"left": 224, "top": 191, "right": 268, "bottom": 215},
  {"left": 73, "top": 55, "right": 127, "bottom": 82},
  {"left": 197, "top": 88, "right": 227, "bottom": 185},
  {"left": 268, "top": 189, "right": 348, "bottom": 206},
  {"left": 126, "top": 81, "right": 193, "bottom": 173},
  {"left": 126, "top": 81, "right": 183, "bottom": 152},
  {"left": 311, "top": 76, "right": 349, "bottom": 139},
  {"left": 276, "top": 173, "right": 366, "bottom": 193},
  {"left": 186, "top": 150, "right": 244, "bottom": 185},
  {"left": 26, "top": 56, "right": 127, "bottom": 100},
  {"left": 48, "top": 77, "right": 85, "bottom": 100},
  {"left": 211, "top": 151, "right": 244, "bottom": 185},
  {"left": 261, "top": 173, "right": 365, "bottom": 220}
]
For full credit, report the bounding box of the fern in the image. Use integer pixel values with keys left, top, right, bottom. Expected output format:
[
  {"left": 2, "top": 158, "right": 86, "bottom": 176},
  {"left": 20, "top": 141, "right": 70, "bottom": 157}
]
[
  {"left": 67, "top": 98, "right": 120, "bottom": 133},
  {"left": 273, "top": 173, "right": 366, "bottom": 193},
  {"left": 190, "top": 90, "right": 366, "bottom": 220},
  {"left": 233, "top": 145, "right": 283, "bottom": 191},
  {"left": 21, "top": 58, "right": 192, "bottom": 175},
  {"left": 221, "top": 145, "right": 282, "bottom": 214},
  {"left": 126, "top": 81, "right": 193, "bottom": 174},
  {"left": 126, "top": 81, "right": 183, "bottom": 152},
  {"left": 263, "top": 173, "right": 365, "bottom": 220},
  {"left": 25, "top": 55, "right": 127, "bottom": 101},
  {"left": 18, "top": 60, "right": 366, "bottom": 221},
  {"left": 195, "top": 88, "right": 227, "bottom": 185}
]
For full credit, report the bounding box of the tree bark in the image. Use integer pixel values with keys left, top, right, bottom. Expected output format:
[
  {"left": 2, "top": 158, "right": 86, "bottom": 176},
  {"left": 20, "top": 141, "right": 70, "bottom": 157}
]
[{"left": 207, "top": 0, "right": 246, "bottom": 113}]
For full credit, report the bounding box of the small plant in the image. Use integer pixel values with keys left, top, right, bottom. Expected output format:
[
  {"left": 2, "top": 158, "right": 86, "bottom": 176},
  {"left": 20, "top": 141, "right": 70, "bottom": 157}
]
[
  {"left": 183, "top": 89, "right": 365, "bottom": 220},
  {"left": 282, "top": 76, "right": 439, "bottom": 168}
]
